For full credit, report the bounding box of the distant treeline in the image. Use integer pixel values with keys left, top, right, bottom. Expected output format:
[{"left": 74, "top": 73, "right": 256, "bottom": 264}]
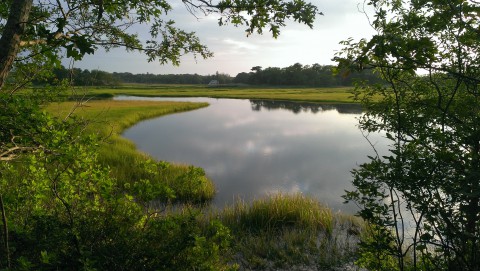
[
  {"left": 45, "top": 68, "right": 231, "bottom": 86},
  {"left": 233, "top": 63, "right": 384, "bottom": 86},
  {"left": 45, "top": 63, "right": 384, "bottom": 87},
  {"left": 112, "top": 71, "right": 232, "bottom": 85}
]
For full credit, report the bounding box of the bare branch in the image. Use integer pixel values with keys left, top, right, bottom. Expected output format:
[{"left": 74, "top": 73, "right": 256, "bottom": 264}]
[{"left": 0, "top": 146, "right": 41, "bottom": 161}]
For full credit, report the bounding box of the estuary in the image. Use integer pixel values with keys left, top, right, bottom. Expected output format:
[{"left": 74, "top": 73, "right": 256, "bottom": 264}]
[{"left": 118, "top": 96, "right": 384, "bottom": 213}]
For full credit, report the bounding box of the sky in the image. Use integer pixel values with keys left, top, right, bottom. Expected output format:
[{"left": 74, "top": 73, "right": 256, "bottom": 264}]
[{"left": 72, "top": 0, "right": 376, "bottom": 76}]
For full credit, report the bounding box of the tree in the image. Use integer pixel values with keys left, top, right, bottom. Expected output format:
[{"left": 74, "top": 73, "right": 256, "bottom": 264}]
[
  {"left": 233, "top": 71, "right": 250, "bottom": 83},
  {"left": 262, "top": 66, "right": 283, "bottom": 85},
  {"left": 0, "top": 0, "right": 321, "bottom": 269},
  {"left": 337, "top": 0, "right": 480, "bottom": 270},
  {"left": 283, "top": 62, "right": 305, "bottom": 85},
  {"left": 0, "top": 0, "right": 320, "bottom": 90},
  {"left": 249, "top": 65, "right": 263, "bottom": 84}
]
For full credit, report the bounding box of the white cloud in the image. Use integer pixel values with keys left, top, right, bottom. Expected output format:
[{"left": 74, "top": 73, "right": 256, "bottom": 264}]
[{"left": 223, "top": 38, "right": 258, "bottom": 50}]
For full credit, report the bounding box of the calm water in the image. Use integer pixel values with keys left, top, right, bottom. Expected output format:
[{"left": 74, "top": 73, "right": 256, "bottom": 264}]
[{"left": 117, "top": 96, "right": 384, "bottom": 213}]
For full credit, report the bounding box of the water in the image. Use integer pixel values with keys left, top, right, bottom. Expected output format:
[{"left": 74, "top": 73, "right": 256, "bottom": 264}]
[{"left": 117, "top": 96, "right": 384, "bottom": 213}]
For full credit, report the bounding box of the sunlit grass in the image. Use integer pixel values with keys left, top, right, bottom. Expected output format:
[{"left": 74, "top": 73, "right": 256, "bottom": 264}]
[
  {"left": 46, "top": 99, "right": 215, "bottom": 203},
  {"left": 83, "top": 84, "right": 355, "bottom": 103},
  {"left": 210, "top": 193, "right": 364, "bottom": 270},
  {"left": 47, "top": 99, "right": 208, "bottom": 135},
  {"left": 219, "top": 193, "right": 334, "bottom": 233}
]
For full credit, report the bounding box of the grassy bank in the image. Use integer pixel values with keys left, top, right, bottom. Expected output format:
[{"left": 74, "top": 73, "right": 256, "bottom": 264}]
[
  {"left": 84, "top": 84, "right": 355, "bottom": 103},
  {"left": 47, "top": 99, "right": 215, "bottom": 203}
]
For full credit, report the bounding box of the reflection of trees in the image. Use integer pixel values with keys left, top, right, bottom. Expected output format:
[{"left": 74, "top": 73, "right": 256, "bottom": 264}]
[{"left": 249, "top": 100, "right": 363, "bottom": 114}]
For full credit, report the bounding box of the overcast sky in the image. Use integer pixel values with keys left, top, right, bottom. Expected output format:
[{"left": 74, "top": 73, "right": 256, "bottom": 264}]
[{"left": 72, "top": 0, "right": 375, "bottom": 76}]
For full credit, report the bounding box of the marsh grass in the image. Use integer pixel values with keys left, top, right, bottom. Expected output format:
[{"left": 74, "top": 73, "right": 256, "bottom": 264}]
[
  {"left": 220, "top": 193, "right": 334, "bottom": 233},
  {"left": 47, "top": 99, "right": 215, "bottom": 203},
  {"left": 85, "top": 84, "right": 355, "bottom": 103},
  {"left": 211, "top": 194, "right": 363, "bottom": 270}
]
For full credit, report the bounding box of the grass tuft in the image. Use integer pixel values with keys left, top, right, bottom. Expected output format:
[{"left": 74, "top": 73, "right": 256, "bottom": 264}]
[
  {"left": 220, "top": 193, "right": 333, "bottom": 234},
  {"left": 213, "top": 193, "right": 364, "bottom": 270}
]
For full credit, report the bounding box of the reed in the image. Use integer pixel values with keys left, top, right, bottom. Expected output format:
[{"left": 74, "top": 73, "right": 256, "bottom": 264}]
[
  {"left": 219, "top": 193, "right": 334, "bottom": 234},
  {"left": 212, "top": 193, "right": 364, "bottom": 270}
]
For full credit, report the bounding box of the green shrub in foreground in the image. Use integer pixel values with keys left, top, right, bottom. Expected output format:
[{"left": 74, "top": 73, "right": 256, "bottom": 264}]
[{"left": 0, "top": 95, "right": 230, "bottom": 270}]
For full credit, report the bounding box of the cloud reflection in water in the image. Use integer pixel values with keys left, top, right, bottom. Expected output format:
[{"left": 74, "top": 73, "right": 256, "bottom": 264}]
[{"left": 119, "top": 96, "right": 384, "bottom": 213}]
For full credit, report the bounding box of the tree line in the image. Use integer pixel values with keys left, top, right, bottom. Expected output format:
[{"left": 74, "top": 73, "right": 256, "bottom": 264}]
[
  {"left": 41, "top": 67, "right": 233, "bottom": 86},
  {"left": 233, "top": 63, "right": 384, "bottom": 86},
  {"left": 43, "top": 63, "right": 384, "bottom": 87}
]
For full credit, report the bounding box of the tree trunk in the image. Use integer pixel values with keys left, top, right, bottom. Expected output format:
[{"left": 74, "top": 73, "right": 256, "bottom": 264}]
[
  {"left": 0, "top": 0, "right": 34, "bottom": 91},
  {"left": 0, "top": 194, "right": 10, "bottom": 268}
]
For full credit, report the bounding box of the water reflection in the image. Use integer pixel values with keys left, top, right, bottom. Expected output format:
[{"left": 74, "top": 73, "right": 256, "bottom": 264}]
[
  {"left": 250, "top": 100, "right": 363, "bottom": 114},
  {"left": 117, "top": 96, "right": 384, "bottom": 213}
]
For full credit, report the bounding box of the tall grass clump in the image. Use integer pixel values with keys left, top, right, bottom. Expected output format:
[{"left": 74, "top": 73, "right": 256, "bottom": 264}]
[
  {"left": 216, "top": 193, "right": 364, "bottom": 270},
  {"left": 221, "top": 193, "right": 333, "bottom": 234}
]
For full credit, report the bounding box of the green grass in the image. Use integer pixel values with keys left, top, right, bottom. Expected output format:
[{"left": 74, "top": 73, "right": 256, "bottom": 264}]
[
  {"left": 211, "top": 193, "right": 363, "bottom": 270},
  {"left": 219, "top": 193, "right": 334, "bottom": 233},
  {"left": 47, "top": 99, "right": 215, "bottom": 203},
  {"left": 47, "top": 99, "right": 208, "bottom": 134},
  {"left": 82, "top": 84, "right": 355, "bottom": 103}
]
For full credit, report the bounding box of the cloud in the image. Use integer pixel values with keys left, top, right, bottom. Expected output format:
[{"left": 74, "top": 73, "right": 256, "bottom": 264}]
[{"left": 223, "top": 38, "right": 258, "bottom": 50}]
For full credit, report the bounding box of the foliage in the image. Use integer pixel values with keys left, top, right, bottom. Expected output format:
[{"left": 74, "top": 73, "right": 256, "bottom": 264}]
[
  {"left": 232, "top": 63, "right": 385, "bottom": 87},
  {"left": 1, "top": 95, "right": 43, "bottom": 161},
  {"left": 234, "top": 63, "right": 383, "bottom": 87},
  {"left": 111, "top": 71, "right": 234, "bottom": 85},
  {"left": 0, "top": 0, "right": 371, "bottom": 269},
  {"left": 0, "top": 94, "right": 234, "bottom": 270},
  {"left": 137, "top": 212, "right": 234, "bottom": 271},
  {"left": 45, "top": 68, "right": 123, "bottom": 87},
  {"left": 45, "top": 66, "right": 234, "bottom": 86},
  {"left": 125, "top": 160, "right": 216, "bottom": 204},
  {"left": 337, "top": 0, "right": 480, "bottom": 270},
  {"left": 35, "top": 63, "right": 385, "bottom": 87}
]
